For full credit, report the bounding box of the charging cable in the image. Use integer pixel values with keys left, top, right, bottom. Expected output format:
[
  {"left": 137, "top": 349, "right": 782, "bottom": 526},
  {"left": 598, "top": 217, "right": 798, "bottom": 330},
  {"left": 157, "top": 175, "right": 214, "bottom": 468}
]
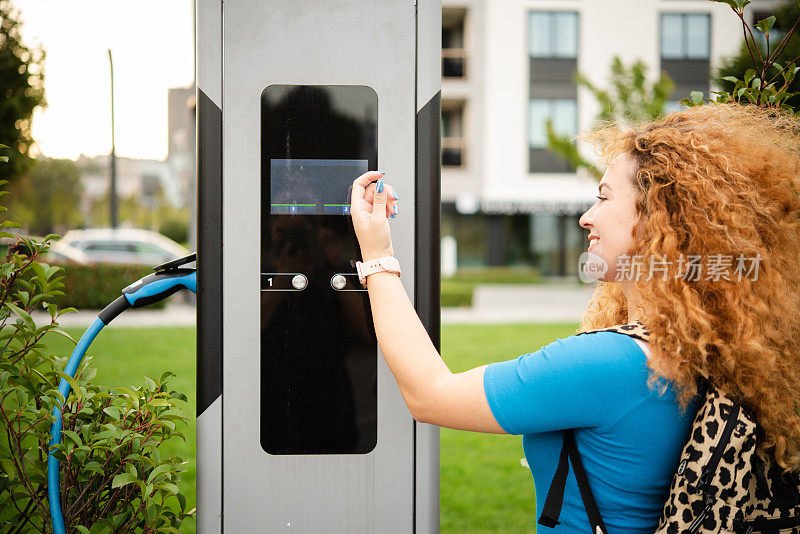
[{"left": 47, "top": 254, "right": 197, "bottom": 534}]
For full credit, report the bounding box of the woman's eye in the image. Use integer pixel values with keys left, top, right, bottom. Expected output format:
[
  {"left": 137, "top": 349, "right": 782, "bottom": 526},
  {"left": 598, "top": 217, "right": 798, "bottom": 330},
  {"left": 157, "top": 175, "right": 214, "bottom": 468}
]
[{"left": 596, "top": 195, "right": 607, "bottom": 202}]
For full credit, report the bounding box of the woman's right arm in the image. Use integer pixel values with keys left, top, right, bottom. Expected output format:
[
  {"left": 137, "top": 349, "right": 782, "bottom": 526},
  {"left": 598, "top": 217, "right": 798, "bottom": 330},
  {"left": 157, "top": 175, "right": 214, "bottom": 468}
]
[{"left": 350, "top": 171, "right": 506, "bottom": 434}]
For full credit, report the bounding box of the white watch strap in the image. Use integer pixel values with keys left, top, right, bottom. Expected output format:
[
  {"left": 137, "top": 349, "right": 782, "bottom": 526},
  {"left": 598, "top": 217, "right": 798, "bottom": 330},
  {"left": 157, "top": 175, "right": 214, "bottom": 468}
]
[{"left": 356, "top": 257, "right": 401, "bottom": 287}]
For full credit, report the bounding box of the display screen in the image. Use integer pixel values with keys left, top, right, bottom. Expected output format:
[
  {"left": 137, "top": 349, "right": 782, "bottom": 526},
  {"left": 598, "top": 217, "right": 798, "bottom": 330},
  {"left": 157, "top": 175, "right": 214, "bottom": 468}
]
[{"left": 270, "top": 158, "right": 367, "bottom": 215}]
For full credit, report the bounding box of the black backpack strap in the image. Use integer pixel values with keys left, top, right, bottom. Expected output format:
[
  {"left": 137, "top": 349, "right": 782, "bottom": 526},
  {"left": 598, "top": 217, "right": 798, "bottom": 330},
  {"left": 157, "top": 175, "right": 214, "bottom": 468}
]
[
  {"left": 538, "top": 431, "right": 609, "bottom": 534},
  {"left": 538, "top": 435, "right": 571, "bottom": 528}
]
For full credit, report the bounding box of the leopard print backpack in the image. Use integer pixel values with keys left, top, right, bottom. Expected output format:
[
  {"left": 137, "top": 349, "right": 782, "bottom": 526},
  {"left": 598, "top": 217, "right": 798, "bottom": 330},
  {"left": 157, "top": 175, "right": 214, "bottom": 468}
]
[{"left": 540, "top": 321, "right": 800, "bottom": 534}]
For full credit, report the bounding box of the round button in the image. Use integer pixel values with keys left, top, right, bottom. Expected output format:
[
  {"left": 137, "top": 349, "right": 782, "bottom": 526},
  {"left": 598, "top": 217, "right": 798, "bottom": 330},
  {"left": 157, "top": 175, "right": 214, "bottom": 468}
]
[
  {"left": 291, "top": 274, "right": 308, "bottom": 290},
  {"left": 331, "top": 274, "right": 347, "bottom": 290}
]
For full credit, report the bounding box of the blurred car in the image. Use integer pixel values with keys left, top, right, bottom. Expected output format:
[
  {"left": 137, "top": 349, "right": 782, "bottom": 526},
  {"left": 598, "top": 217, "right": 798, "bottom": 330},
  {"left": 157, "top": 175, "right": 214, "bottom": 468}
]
[
  {"left": 43, "top": 242, "right": 90, "bottom": 265},
  {"left": 0, "top": 236, "right": 88, "bottom": 265},
  {"left": 56, "top": 228, "right": 190, "bottom": 266}
]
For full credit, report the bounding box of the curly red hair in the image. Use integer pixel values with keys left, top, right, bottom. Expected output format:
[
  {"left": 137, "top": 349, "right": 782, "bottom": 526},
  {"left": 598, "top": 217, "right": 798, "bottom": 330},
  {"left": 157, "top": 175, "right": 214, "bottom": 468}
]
[{"left": 579, "top": 103, "right": 800, "bottom": 470}]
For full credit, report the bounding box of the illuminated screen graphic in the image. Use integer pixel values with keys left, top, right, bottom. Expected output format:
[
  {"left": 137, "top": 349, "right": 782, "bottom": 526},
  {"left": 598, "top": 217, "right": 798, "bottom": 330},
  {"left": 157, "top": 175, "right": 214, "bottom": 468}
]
[{"left": 270, "top": 158, "right": 368, "bottom": 215}]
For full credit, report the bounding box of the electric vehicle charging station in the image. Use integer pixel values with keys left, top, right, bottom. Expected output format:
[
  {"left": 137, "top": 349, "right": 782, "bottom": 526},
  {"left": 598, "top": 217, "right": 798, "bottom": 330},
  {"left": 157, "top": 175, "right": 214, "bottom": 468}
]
[{"left": 196, "top": 1, "right": 441, "bottom": 532}]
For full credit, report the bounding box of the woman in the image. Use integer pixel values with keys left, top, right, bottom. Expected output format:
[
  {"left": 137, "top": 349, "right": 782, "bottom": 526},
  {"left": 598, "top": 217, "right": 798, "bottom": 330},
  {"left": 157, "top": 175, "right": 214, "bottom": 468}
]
[{"left": 349, "top": 103, "right": 800, "bottom": 532}]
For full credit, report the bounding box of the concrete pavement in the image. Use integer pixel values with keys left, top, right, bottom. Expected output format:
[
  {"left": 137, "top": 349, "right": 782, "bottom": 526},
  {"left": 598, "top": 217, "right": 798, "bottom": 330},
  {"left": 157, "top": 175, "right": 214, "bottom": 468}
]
[
  {"left": 31, "top": 283, "right": 597, "bottom": 328},
  {"left": 441, "top": 283, "right": 595, "bottom": 324}
]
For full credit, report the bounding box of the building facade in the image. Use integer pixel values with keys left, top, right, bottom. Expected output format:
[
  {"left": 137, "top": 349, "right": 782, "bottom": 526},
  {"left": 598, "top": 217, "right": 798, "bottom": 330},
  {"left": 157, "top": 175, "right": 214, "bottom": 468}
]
[{"left": 441, "top": 0, "right": 776, "bottom": 277}]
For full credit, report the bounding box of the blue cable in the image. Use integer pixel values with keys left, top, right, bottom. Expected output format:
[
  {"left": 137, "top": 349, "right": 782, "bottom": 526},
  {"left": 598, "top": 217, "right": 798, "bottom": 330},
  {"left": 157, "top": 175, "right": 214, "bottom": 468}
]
[
  {"left": 47, "top": 317, "right": 106, "bottom": 534},
  {"left": 47, "top": 266, "right": 196, "bottom": 532}
]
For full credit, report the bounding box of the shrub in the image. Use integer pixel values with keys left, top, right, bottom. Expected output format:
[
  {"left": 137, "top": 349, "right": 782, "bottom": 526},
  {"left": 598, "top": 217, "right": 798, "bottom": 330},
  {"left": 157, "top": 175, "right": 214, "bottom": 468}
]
[
  {"left": 440, "top": 267, "right": 542, "bottom": 308},
  {"left": 56, "top": 264, "right": 165, "bottom": 310},
  {"left": 0, "top": 232, "right": 193, "bottom": 530},
  {"left": 157, "top": 220, "right": 188, "bottom": 247},
  {"left": 441, "top": 280, "right": 474, "bottom": 307},
  {"left": 447, "top": 266, "right": 541, "bottom": 285}
]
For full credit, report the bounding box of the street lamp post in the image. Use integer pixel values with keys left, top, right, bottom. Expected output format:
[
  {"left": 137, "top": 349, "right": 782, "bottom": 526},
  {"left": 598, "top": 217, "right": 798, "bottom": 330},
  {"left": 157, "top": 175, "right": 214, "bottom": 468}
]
[{"left": 108, "top": 49, "right": 118, "bottom": 229}]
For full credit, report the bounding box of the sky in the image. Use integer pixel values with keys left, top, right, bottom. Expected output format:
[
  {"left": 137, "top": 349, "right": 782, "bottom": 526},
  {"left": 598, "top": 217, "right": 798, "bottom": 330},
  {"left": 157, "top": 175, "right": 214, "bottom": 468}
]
[{"left": 14, "top": 0, "right": 194, "bottom": 161}]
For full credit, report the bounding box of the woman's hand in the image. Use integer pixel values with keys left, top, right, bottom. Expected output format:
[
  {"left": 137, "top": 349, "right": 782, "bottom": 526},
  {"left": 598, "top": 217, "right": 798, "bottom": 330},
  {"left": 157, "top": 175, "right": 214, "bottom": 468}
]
[{"left": 351, "top": 171, "right": 399, "bottom": 261}]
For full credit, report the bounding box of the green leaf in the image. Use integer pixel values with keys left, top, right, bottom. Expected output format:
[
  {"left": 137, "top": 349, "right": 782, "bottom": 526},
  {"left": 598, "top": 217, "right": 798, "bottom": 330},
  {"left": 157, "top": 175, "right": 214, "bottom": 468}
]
[
  {"left": 144, "top": 376, "right": 156, "bottom": 392},
  {"left": 783, "top": 63, "right": 798, "bottom": 85},
  {"left": 710, "top": 0, "right": 741, "bottom": 9},
  {"left": 75, "top": 527, "right": 90, "bottom": 534},
  {"left": 103, "top": 405, "right": 121, "bottom": 420},
  {"left": 6, "top": 303, "right": 34, "bottom": 330},
  {"left": 89, "top": 520, "right": 114, "bottom": 534},
  {"left": 756, "top": 15, "right": 776, "bottom": 36},
  {"left": 55, "top": 372, "right": 83, "bottom": 402},
  {"left": 157, "top": 482, "right": 180, "bottom": 495},
  {"left": 112, "top": 472, "right": 138, "bottom": 489},
  {"left": 84, "top": 461, "right": 103, "bottom": 474},
  {"left": 147, "top": 464, "right": 172, "bottom": 484},
  {"left": 744, "top": 69, "right": 756, "bottom": 87},
  {"left": 690, "top": 91, "right": 704, "bottom": 105},
  {"left": 0, "top": 459, "right": 17, "bottom": 481},
  {"left": 721, "top": 75, "right": 740, "bottom": 84},
  {"left": 48, "top": 328, "right": 76, "bottom": 344},
  {"left": 116, "top": 386, "right": 140, "bottom": 410},
  {"left": 159, "top": 370, "right": 176, "bottom": 385},
  {"left": 61, "top": 430, "right": 82, "bottom": 447}
]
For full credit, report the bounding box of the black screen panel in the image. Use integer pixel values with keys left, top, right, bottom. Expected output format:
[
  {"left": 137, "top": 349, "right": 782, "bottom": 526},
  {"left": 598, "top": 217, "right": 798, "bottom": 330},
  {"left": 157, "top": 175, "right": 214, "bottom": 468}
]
[{"left": 260, "top": 85, "right": 378, "bottom": 455}]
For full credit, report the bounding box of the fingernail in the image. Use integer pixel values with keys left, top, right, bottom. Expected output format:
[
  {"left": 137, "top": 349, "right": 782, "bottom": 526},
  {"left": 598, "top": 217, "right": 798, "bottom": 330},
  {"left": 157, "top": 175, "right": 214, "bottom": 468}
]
[
  {"left": 393, "top": 205, "right": 399, "bottom": 215},
  {"left": 378, "top": 170, "right": 387, "bottom": 176},
  {"left": 377, "top": 180, "right": 384, "bottom": 193},
  {"left": 392, "top": 191, "right": 399, "bottom": 200}
]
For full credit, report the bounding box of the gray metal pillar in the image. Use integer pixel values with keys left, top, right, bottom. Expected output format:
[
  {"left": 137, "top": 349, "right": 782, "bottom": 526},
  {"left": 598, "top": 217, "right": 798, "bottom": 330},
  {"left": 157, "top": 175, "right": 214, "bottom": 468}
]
[{"left": 197, "top": 2, "right": 441, "bottom": 532}]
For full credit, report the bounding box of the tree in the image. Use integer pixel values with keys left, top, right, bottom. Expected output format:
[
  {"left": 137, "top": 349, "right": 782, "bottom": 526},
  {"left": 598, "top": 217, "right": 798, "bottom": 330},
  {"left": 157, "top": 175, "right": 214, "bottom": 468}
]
[
  {"left": 0, "top": 0, "right": 46, "bottom": 182},
  {"left": 8, "top": 157, "right": 84, "bottom": 235},
  {"left": 689, "top": 0, "right": 800, "bottom": 114},
  {"left": 715, "top": 1, "right": 800, "bottom": 111},
  {"left": 546, "top": 57, "right": 675, "bottom": 179},
  {"left": 89, "top": 187, "right": 190, "bottom": 243}
]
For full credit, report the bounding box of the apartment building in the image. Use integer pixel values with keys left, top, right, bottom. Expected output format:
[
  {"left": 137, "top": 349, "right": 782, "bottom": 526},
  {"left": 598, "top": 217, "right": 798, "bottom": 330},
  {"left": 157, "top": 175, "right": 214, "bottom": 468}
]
[{"left": 441, "top": 0, "right": 778, "bottom": 277}]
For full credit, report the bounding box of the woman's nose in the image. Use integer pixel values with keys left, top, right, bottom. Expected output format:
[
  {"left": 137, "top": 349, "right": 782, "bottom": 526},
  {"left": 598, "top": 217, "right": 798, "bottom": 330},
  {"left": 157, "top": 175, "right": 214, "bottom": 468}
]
[{"left": 579, "top": 210, "right": 592, "bottom": 230}]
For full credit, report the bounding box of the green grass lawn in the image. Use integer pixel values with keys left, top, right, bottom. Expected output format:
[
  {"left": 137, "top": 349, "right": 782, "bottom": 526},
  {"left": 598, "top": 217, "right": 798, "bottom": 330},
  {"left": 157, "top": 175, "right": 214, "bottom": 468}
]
[{"left": 46, "top": 322, "right": 579, "bottom": 533}]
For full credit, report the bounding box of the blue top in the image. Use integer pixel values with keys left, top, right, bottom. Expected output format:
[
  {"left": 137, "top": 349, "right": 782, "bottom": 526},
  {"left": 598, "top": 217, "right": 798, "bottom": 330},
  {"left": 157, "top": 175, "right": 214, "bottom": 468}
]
[{"left": 483, "top": 331, "right": 697, "bottom": 533}]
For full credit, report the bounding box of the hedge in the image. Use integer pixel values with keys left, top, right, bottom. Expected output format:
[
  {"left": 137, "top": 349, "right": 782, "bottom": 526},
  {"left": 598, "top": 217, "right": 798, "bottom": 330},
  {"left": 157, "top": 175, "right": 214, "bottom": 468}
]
[
  {"left": 441, "top": 267, "right": 542, "bottom": 308},
  {"left": 55, "top": 263, "right": 166, "bottom": 310}
]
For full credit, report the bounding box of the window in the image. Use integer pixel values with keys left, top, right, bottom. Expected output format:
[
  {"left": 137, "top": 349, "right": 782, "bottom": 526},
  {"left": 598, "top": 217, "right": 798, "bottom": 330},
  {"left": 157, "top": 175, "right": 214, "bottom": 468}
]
[
  {"left": 528, "top": 99, "right": 577, "bottom": 173},
  {"left": 84, "top": 242, "right": 135, "bottom": 253},
  {"left": 528, "top": 10, "right": 579, "bottom": 173},
  {"left": 133, "top": 242, "right": 169, "bottom": 256},
  {"left": 442, "top": 101, "right": 466, "bottom": 167},
  {"left": 660, "top": 13, "right": 711, "bottom": 102},
  {"left": 660, "top": 13, "right": 710, "bottom": 60},
  {"left": 528, "top": 99, "right": 576, "bottom": 149},
  {"left": 443, "top": 8, "right": 467, "bottom": 78},
  {"left": 529, "top": 12, "right": 578, "bottom": 58}
]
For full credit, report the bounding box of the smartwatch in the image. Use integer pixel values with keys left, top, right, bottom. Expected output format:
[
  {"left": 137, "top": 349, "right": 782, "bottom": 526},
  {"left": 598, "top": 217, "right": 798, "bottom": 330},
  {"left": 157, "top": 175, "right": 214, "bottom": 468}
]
[{"left": 355, "top": 256, "right": 401, "bottom": 287}]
